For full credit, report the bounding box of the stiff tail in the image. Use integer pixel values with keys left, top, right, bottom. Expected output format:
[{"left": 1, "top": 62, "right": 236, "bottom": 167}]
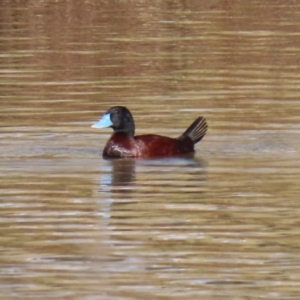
[{"left": 179, "top": 117, "right": 208, "bottom": 144}]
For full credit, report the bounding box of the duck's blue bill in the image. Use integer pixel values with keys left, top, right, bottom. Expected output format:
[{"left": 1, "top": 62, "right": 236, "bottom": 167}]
[{"left": 91, "top": 113, "right": 112, "bottom": 128}]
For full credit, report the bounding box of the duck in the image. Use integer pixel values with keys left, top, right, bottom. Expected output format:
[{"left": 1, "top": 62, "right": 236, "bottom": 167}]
[{"left": 92, "top": 106, "right": 207, "bottom": 159}]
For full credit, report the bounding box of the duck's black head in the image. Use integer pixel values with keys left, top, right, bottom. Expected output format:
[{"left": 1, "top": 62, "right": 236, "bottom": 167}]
[{"left": 92, "top": 106, "right": 135, "bottom": 137}]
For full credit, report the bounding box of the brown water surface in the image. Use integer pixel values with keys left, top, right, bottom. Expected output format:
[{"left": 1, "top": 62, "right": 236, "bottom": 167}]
[{"left": 1, "top": 1, "right": 300, "bottom": 299}]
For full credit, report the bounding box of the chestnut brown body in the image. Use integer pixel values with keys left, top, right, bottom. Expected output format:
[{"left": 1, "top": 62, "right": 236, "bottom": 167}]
[{"left": 103, "top": 133, "right": 195, "bottom": 158}]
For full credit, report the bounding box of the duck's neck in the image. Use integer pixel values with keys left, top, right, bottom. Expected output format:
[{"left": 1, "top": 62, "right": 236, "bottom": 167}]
[
  {"left": 112, "top": 113, "right": 135, "bottom": 138},
  {"left": 113, "top": 125, "right": 135, "bottom": 138}
]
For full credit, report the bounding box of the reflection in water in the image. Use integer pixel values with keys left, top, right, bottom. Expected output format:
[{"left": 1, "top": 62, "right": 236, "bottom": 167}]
[
  {"left": 98, "top": 158, "right": 136, "bottom": 220},
  {"left": 105, "top": 158, "right": 137, "bottom": 187},
  {"left": 95, "top": 156, "right": 210, "bottom": 298},
  {"left": 98, "top": 156, "right": 207, "bottom": 220},
  {"left": 100, "top": 156, "right": 206, "bottom": 188}
]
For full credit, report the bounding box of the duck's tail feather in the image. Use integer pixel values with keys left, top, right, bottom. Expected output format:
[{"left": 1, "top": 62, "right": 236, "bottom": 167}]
[{"left": 178, "top": 117, "right": 208, "bottom": 144}]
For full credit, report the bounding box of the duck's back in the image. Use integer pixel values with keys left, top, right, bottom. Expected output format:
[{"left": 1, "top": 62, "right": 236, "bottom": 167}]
[
  {"left": 102, "top": 133, "right": 194, "bottom": 158},
  {"left": 134, "top": 134, "right": 194, "bottom": 158}
]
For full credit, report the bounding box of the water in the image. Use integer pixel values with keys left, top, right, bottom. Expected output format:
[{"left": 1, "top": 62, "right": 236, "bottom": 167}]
[{"left": 1, "top": 1, "right": 300, "bottom": 299}]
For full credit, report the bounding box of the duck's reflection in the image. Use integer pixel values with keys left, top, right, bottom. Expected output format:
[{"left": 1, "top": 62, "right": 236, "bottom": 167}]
[
  {"left": 98, "top": 155, "right": 207, "bottom": 233},
  {"left": 99, "top": 155, "right": 206, "bottom": 192},
  {"left": 102, "top": 158, "right": 136, "bottom": 187},
  {"left": 99, "top": 158, "right": 136, "bottom": 219}
]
